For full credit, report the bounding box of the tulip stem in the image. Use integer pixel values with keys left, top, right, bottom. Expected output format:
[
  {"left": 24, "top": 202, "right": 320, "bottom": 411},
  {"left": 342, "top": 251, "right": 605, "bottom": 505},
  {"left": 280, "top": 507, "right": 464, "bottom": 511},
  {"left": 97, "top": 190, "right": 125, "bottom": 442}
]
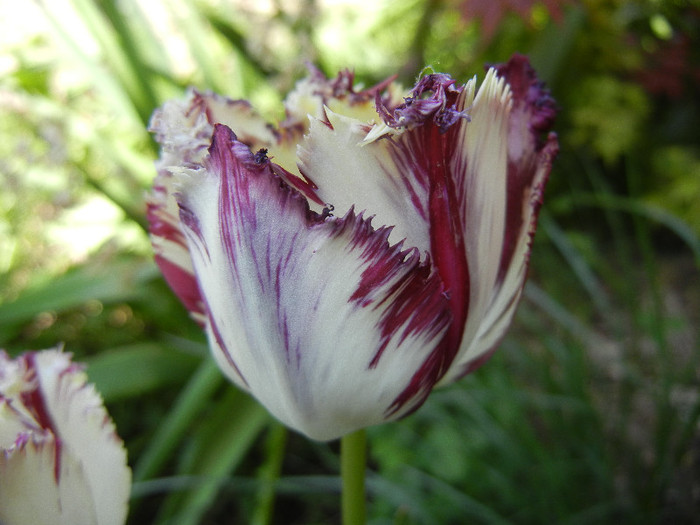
[{"left": 341, "top": 429, "right": 367, "bottom": 525}]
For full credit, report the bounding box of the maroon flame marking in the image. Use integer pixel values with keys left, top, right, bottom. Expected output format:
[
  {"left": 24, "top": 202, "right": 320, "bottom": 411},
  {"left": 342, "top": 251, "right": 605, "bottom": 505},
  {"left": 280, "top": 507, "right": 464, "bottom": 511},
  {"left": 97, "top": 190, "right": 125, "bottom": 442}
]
[
  {"left": 386, "top": 121, "right": 471, "bottom": 415},
  {"left": 347, "top": 217, "right": 451, "bottom": 367},
  {"left": 20, "top": 353, "right": 62, "bottom": 483},
  {"left": 153, "top": 255, "right": 205, "bottom": 321}
]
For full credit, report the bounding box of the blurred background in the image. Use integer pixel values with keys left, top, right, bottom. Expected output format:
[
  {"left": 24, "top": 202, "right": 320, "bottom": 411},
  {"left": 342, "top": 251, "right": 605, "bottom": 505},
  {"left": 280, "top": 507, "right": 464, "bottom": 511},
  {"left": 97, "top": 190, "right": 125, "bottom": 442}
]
[{"left": 0, "top": 0, "right": 699, "bottom": 523}]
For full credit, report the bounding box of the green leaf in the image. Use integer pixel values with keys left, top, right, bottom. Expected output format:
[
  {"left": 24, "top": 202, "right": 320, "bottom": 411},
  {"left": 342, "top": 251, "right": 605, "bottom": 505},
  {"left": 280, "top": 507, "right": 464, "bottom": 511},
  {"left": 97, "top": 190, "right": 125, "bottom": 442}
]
[
  {"left": 132, "top": 357, "right": 224, "bottom": 483},
  {"left": 152, "top": 388, "right": 270, "bottom": 525},
  {"left": 86, "top": 343, "right": 200, "bottom": 402},
  {"left": 0, "top": 258, "right": 158, "bottom": 342}
]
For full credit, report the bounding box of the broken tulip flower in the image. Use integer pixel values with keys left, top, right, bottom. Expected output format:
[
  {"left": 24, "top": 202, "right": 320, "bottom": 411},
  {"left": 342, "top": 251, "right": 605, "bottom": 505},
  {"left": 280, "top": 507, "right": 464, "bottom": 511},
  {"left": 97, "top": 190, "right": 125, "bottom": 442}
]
[
  {"left": 148, "top": 55, "right": 558, "bottom": 441},
  {"left": 0, "top": 349, "right": 130, "bottom": 525}
]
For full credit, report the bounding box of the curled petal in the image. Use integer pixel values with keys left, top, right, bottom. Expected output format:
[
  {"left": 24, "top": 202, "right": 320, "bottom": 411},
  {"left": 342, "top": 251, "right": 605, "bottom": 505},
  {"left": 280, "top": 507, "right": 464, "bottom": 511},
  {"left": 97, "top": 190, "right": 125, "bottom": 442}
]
[
  {"left": 175, "top": 125, "right": 452, "bottom": 440},
  {"left": 0, "top": 349, "right": 130, "bottom": 525},
  {"left": 376, "top": 72, "right": 468, "bottom": 132}
]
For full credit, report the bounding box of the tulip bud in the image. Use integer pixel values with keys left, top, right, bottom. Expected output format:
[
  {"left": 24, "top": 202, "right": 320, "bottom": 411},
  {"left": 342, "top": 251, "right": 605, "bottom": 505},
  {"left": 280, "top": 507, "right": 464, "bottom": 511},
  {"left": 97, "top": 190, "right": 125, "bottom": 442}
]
[{"left": 0, "top": 349, "right": 131, "bottom": 525}]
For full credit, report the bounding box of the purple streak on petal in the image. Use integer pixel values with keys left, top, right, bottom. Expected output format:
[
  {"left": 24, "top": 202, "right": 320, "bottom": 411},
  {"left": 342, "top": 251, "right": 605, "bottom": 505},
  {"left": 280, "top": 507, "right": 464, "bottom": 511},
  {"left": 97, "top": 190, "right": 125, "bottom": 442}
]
[
  {"left": 19, "top": 353, "right": 62, "bottom": 483},
  {"left": 14, "top": 431, "right": 31, "bottom": 448},
  {"left": 179, "top": 191, "right": 252, "bottom": 385},
  {"left": 205, "top": 124, "right": 313, "bottom": 364},
  {"left": 205, "top": 301, "right": 250, "bottom": 388},
  {"left": 347, "top": 216, "right": 451, "bottom": 367},
  {"left": 147, "top": 198, "right": 188, "bottom": 249},
  {"left": 179, "top": 200, "right": 206, "bottom": 246},
  {"left": 148, "top": 183, "right": 206, "bottom": 320},
  {"left": 270, "top": 162, "right": 325, "bottom": 206}
]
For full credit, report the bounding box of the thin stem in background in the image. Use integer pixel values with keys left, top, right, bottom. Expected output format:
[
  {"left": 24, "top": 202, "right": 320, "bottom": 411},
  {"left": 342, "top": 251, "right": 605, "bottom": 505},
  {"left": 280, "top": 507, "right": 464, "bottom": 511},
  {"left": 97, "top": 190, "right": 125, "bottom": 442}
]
[{"left": 252, "top": 423, "right": 288, "bottom": 525}]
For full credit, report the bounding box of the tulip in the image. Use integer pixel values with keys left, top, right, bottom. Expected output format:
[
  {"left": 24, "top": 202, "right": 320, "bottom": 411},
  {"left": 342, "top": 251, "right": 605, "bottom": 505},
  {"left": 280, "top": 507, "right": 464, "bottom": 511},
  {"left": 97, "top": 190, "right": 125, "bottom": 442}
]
[
  {"left": 0, "top": 348, "right": 131, "bottom": 525},
  {"left": 148, "top": 54, "right": 558, "bottom": 441}
]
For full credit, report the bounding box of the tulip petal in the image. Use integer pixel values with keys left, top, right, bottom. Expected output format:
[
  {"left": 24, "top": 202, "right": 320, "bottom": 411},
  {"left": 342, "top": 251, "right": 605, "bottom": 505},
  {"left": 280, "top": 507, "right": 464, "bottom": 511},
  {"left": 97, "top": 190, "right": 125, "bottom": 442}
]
[
  {"left": 0, "top": 350, "right": 130, "bottom": 525},
  {"left": 283, "top": 67, "right": 401, "bottom": 132},
  {"left": 297, "top": 110, "right": 433, "bottom": 254},
  {"left": 148, "top": 86, "right": 336, "bottom": 321},
  {"left": 297, "top": 72, "right": 509, "bottom": 409},
  {"left": 148, "top": 89, "right": 287, "bottom": 322},
  {"left": 0, "top": 437, "right": 98, "bottom": 525},
  {"left": 440, "top": 55, "right": 559, "bottom": 383},
  {"left": 175, "top": 125, "right": 452, "bottom": 441}
]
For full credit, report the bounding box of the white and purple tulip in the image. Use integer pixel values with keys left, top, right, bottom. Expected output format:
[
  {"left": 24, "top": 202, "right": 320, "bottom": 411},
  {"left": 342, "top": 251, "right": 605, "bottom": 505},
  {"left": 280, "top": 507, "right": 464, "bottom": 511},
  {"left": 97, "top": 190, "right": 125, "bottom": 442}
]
[
  {"left": 0, "top": 349, "right": 130, "bottom": 525},
  {"left": 148, "top": 55, "right": 558, "bottom": 441}
]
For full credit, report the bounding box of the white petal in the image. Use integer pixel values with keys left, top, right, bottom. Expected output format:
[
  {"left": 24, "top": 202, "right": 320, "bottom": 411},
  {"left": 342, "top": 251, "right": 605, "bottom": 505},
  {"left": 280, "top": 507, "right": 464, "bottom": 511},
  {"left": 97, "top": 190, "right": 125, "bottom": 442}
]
[
  {"left": 297, "top": 109, "right": 433, "bottom": 254},
  {"left": 0, "top": 437, "right": 98, "bottom": 525},
  {"left": 148, "top": 88, "right": 285, "bottom": 321}
]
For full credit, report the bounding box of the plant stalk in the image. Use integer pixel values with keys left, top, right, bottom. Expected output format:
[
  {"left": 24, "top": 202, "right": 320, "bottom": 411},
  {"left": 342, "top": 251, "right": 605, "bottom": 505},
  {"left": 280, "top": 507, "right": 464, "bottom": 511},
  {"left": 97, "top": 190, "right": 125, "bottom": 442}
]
[{"left": 341, "top": 429, "right": 367, "bottom": 525}]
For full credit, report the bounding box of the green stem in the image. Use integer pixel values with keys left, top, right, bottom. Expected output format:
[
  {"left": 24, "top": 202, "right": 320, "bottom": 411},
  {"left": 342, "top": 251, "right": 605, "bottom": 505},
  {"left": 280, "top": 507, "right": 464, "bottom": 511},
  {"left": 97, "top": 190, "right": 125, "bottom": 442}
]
[{"left": 341, "top": 429, "right": 367, "bottom": 525}]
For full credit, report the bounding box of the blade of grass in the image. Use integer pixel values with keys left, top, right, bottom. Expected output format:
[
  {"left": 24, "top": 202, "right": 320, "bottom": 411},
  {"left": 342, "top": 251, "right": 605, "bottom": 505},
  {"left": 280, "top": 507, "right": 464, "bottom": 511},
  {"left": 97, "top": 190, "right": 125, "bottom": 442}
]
[
  {"left": 251, "top": 423, "right": 288, "bottom": 525},
  {"left": 626, "top": 158, "right": 679, "bottom": 512},
  {"left": 389, "top": 465, "right": 511, "bottom": 525},
  {"left": 132, "top": 357, "right": 224, "bottom": 483},
  {"left": 153, "top": 387, "right": 269, "bottom": 525},
  {"left": 529, "top": 5, "right": 586, "bottom": 87},
  {"left": 165, "top": 0, "right": 234, "bottom": 94},
  {"left": 540, "top": 211, "right": 612, "bottom": 313},
  {"left": 37, "top": 0, "right": 139, "bottom": 123},
  {"left": 86, "top": 343, "right": 200, "bottom": 402},
  {"left": 92, "top": 0, "right": 159, "bottom": 123},
  {"left": 0, "top": 258, "right": 157, "bottom": 340},
  {"left": 552, "top": 192, "right": 700, "bottom": 267},
  {"left": 66, "top": 0, "right": 157, "bottom": 126},
  {"left": 79, "top": 166, "right": 149, "bottom": 232},
  {"left": 201, "top": 9, "right": 274, "bottom": 80},
  {"left": 524, "top": 282, "right": 606, "bottom": 347}
]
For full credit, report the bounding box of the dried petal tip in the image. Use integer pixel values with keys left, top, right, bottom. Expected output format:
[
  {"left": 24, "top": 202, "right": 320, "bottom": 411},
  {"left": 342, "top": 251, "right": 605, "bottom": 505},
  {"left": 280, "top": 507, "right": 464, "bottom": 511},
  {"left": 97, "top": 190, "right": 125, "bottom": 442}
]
[
  {"left": 377, "top": 72, "right": 468, "bottom": 132},
  {"left": 0, "top": 348, "right": 131, "bottom": 525}
]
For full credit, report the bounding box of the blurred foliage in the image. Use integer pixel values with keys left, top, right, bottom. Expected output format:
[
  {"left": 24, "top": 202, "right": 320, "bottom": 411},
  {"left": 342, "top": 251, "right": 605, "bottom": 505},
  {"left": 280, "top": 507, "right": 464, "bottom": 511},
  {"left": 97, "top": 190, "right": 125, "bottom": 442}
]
[
  {"left": 569, "top": 75, "right": 650, "bottom": 165},
  {"left": 1, "top": 0, "right": 699, "bottom": 523}
]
